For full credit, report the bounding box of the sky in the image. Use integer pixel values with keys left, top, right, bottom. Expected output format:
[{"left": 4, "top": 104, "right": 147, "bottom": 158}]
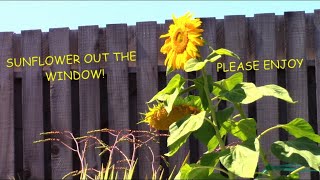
[{"left": 0, "top": 1, "right": 319, "bottom": 33}]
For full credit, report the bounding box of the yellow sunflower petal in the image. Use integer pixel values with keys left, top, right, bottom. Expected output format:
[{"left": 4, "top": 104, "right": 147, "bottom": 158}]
[{"left": 159, "top": 12, "right": 204, "bottom": 70}]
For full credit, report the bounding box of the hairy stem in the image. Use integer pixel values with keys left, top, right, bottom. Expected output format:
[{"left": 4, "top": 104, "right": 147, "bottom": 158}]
[{"left": 202, "top": 69, "right": 225, "bottom": 150}]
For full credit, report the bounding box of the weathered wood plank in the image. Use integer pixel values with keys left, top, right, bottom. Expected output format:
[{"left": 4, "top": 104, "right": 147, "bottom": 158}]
[
  {"left": 314, "top": 9, "right": 320, "bottom": 179},
  {"left": 136, "top": 21, "right": 160, "bottom": 179},
  {"left": 105, "top": 24, "right": 130, "bottom": 167},
  {"left": 78, "top": 25, "right": 101, "bottom": 170},
  {"left": 315, "top": 9, "right": 320, "bottom": 139},
  {"left": 48, "top": 28, "right": 73, "bottom": 179},
  {"left": 254, "top": 13, "right": 280, "bottom": 170},
  {"left": 0, "top": 32, "right": 14, "bottom": 179},
  {"left": 224, "top": 15, "right": 248, "bottom": 145},
  {"left": 22, "top": 30, "right": 44, "bottom": 179},
  {"left": 285, "top": 11, "right": 309, "bottom": 179}
]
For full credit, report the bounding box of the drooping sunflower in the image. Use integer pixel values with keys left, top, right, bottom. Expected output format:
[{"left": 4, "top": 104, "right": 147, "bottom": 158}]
[
  {"left": 142, "top": 98, "right": 201, "bottom": 130},
  {"left": 160, "top": 12, "right": 204, "bottom": 70}
]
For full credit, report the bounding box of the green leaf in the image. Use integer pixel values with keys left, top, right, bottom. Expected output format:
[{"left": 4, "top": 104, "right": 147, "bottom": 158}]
[
  {"left": 280, "top": 118, "right": 320, "bottom": 143},
  {"left": 271, "top": 138, "right": 320, "bottom": 171},
  {"left": 258, "top": 84, "right": 296, "bottom": 103},
  {"left": 216, "top": 107, "right": 234, "bottom": 126},
  {"left": 166, "top": 111, "right": 206, "bottom": 156},
  {"left": 174, "top": 163, "right": 192, "bottom": 179},
  {"left": 165, "top": 133, "right": 189, "bottom": 157},
  {"left": 200, "top": 150, "right": 229, "bottom": 166},
  {"left": 193, "top": 120, "right": 215, "bottom": 147},
  {"left": 212, "top": 72, "right": 244, "bottom": 98},
  {"left": 148, "top": 74, "right": 185, "bottom": 103},
  {"left": 220, "top": 138, "right": 260, "bottom": 178},
  {"left": 184, "top": 58, "right": 206, "bottom": 72},
  {"left": 175, "top": 163, "right": 228, "bottom": 180},
  {"left": 230, "top": 118, "right": 257, "bottom": 141},
  {"left": 207, "top": 48, "right": 240, "bottom": 60},
  {"left": 222, "top": 72, "right": 243, "bottom": 91},
  {"left": 219, "top": 84, "right": 246, "bottom": 103},
  {"left": 240, "top": 82, "right": 263, "bottom": 104},
  {"left": 207, "top": 120, "right": 232, "bottom": 152},
  {"left": 184, "top": 56, "right": 223, "bottom": 72},
  {"left": 164, "top": 88, "right": 179, "bottom": 114}
]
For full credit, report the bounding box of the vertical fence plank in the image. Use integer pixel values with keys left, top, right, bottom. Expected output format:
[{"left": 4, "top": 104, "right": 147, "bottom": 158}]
[
  {"left": 78, "top": 26, "right": 101, "bottom": 169},
  {"left": 105, "top": 24, "right": 130, "bottom": 167},
  {"left": 22, "top": 30, "right": 44, "bottom": 179},
  {"left": 224, "top": 15, "right": 248, "bottom": 145},
  {"left": 48, "top": 28, "right": 73, "bottom": 179},
  {"left": 200, "top": 17, "right": 217, "bottom": 77},
  {"left": 254, "top": 13, "right": 280, "bottom": 170},
  {"left": 315, "top": 9, "right": 320, "bottom": 140},
  {"left": 285, "top": 11, "right": 309, "bottom": 178},
  {"left": 136, "top": 21, "right": 160, "bottom": 178},
  {"left": 0, "top": 32, "right": 14, "bottom": 179}
]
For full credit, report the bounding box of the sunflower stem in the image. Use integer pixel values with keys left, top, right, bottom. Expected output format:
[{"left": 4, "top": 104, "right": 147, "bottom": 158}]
[
  {"left": 201, "top": 69, "right": 225, "bottom": 150},
  {"left": 202, "top": 68, "right": 234, "bottom": 179}
]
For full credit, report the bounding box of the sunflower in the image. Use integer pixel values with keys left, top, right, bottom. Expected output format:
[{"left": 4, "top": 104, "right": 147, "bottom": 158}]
[
  {"left": 160, "top": 12, "right": 204, "bottom": 70},
  {"left": 142, "top": 98, "right": 201, "bottom": 130}
]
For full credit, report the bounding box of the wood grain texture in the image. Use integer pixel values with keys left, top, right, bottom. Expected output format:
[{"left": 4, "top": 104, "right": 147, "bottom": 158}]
[
  {"left": 22, "top": 30, "right": 44, "bottom": 180},
  {"left": 78, "top": 25, "right": 101, "bottom": 170},
  {"left": 48, "top": 28, "right": 73, "bottom": 179},
  {"left": 224, "top": 15, "right": 249, "bottom": 145},
  {"left": 105, "top": 24, "right": 130, "bottom": 166},
  {"left": 0, "top": 32, "right": 14, "bottom": 179},
  {"left": 314, "top": 10, "right": 320, "bottom": 180},
  {"left": 254, "top": 13, "right": 280, "bottom": 170},
  {"left": 285, "top": 11, "right": 309, "bottom": 179},
  {"left": 136, "top": 21, "right": 160, "bottom": 179},
  {"left": 315, "top": 9, "right": 320, "bottom": 137}
]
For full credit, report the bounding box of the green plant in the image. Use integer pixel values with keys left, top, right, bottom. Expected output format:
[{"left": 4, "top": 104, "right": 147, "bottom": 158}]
[{"left": 143, "top": 12, "right": 320, "bottom": 179}]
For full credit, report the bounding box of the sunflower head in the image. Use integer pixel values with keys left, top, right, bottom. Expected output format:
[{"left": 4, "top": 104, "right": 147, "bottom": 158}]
[
  {"left": 141, "top": 98, "right": 201, "bottom": 130},
  {"left": 160, "top": 12, "right": 204, "bottom": 71}
]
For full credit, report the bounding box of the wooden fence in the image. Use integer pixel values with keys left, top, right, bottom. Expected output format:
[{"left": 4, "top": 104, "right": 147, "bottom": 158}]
[{"left": 1, "top": 10, "right": 320, "bottom": 179}]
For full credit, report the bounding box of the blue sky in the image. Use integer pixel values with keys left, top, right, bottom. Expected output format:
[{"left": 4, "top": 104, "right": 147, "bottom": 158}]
[{"left": 0, "top": 1, "right": 319, "bottom": 33}]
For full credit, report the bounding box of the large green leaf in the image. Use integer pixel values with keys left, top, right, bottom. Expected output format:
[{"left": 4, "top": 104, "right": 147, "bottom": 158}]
[
  {"left": 240, "top": 82, "right": 263, "bottom": 104},
  {"left": 212, "top": 72, "right": 243, "bottom": 96},
  {"left": 165, "top": 133, "right": 189, "bottom": 157},
  {"left": 271, "top": 138, "right": 320, "bottom": 171},
  {"left": 184, "top": 58, "right": 207, "bottom": 72},
  {"left": 166, "top": 111, "right": 206, "bottom": 156},
  {"left": 230, "top": 118, "right": 257, "bottom": 141},
  {"left": 164, "top": 88, "right": 179, "bottom": 114},
  {"left": 148, "top": 74, "right": 185, "bottom": 102},
  {"left": 280, "top": 118, "right": 320, "bottom": 143},
  {"left": 193, "top": 120, "right": 215, "bottom": 147},
  {"left": 219, "top": 84, "right": 246, "bottom": 103},
  {"left": 222, "top": 72, "right": 243, "bottom": 91},
  {"left": 175, "top": 163, "right": 228, "bottom": 180},
  {"left": 206, "top": 48, "right": 240, "bottom": 60},
  {"left": 220, "top": 138, "right": 260, "bottom": 178},
  {"left": 184, "top": 56, "right": 222, "bottom": 72},
  {"left": 258, "top": 84, "right": 296, "bottom": 103}
]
